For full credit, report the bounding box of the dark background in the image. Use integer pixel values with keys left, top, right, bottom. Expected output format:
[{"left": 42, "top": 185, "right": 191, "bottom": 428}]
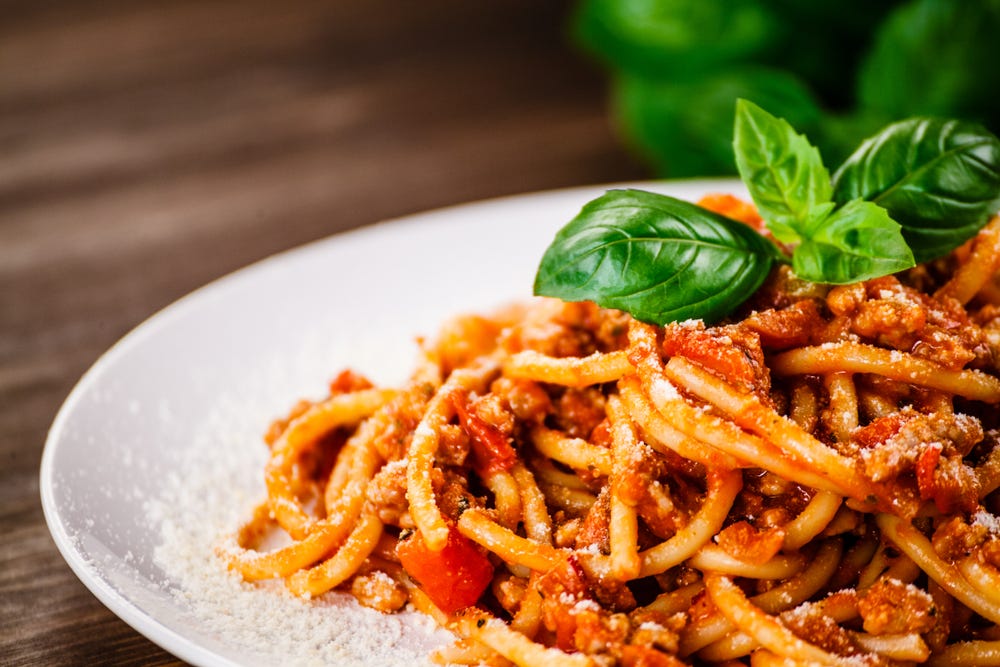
[{"left": 0, "top": 1, "right": 643, "bottom": 664}]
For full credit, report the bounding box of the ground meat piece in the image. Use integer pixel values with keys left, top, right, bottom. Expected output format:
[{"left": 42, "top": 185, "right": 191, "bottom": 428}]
[
  {"left": 454, "top": 390, "right": 518, "bottom": 476},
  {"left": 633, "top": 455, "right": 708, "bottom": 541},
  {"left": 350, "top": 570, "right": 408, "bottom": 612},
  {"left": 827, "top": 282, "right": 868, "bottom": 317},
  {"left": 588, "top": 306, "right": 631, "bottom": 353},
  {"left": 493, "top": 573, "right": 528, "bottom": 617},
  {"left": 636, "top": 481, "right": 684, "bottom": 541},
  {"left": 554, "top": 387, "right": 606, "bottom": 440},
  {"left": 587, "top": 572, "right": 637, "bottom": 616},
  {"left": 716, "top": 520, "right": 785, "bottom": 565},
  {"left": 850, "top": 281, "right": 928, "bottom": 349},
  {"left": 436, "top": 471, "right": 474, "bottom": 520},
  {"left": 500, "top": 300, "right": 597, "bottom": 357},
  {"left": 435, "top": 423, "right": 470, "bottom": 467},
  {"left": 372, "top": 388, "right": 430, "bottom": 462},
  {"left": 920, "top": 293, "right": 992, "bottom": 369},
  {"left": 627, "top": 608, "right": 685, "bottom": 656},
  {"left": 781, "top": 605, "right": 861, "bottom": 658},
  {"left": 572, "top": 608, "right": 630, "bottom": 655},
  {"left": 974, "top": 305, "right": 1000, "bottom": 372},
  {"left": 536, "top": 557, "right": 636, "bottom": 650},
  {"left": 982, "top": 536, "right": 1000, "bottom": 569},
  {"left": 912, "top": 326, "right": 979, "bottom": 370},
  {"left": 490, "top": 377, "right": 552, "bottom": 424},
  {"left": 857, "top": 578, "right": 936, "bottom": 635},
  {"left": 500, "top": 300, "right": 629, "bottom": 358},
  {"left": 366, "top": 460, "right": 412, "bottom": 527},
  {"left": 613, "top": 433, "right": 690, "bottom": 509},
  {"left": 546, "top": 301, "right": 630, "bottom": 353},
  {"left": 537, "top": 554, "right": 638, "bottom": 655},
  {"left": 469, "top": 392, "right": 515, "bottom": 437},
  {"left": 855, "top": 408, "right": 983, "bottom": 513},
  {"left": 618, "top": 454, "right": 663, "bottom": 506},
  {"left": 576, "top": 487, "right": 611, "bottom": 554},
  {"left": 827, "top": 276, "right": 989, "bottom": 369},
  {"left": 684, "top": 588, "right": 721, "bottom": 627},
  {"left": 744, "top": 265, "right": 831, "bottom": 312},
  {"left": 921, "top": 452, "right": 981, "bottom": 514},
  {"left": 932, "top": 515, "right": 989, "bottom": 561},
  {"left": 730, "top": 469, "right": 811, "bottom": 530},
  {"left": 554, "top": 516, "right": 581, "bottom": 548},
  {"left": 924, "top": 580, "right": 954, "bottom": 653},
  {"left": 742, "top": 300, "right": 825, "bottom": 350},
  {"left": 537, "top": 557, "right": 592, "bottom": 651}
]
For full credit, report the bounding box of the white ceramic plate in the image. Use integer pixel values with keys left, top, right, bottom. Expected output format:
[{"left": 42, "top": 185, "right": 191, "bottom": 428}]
[{"left": 41, "top": 179, "right": 741, "bottom": 666}]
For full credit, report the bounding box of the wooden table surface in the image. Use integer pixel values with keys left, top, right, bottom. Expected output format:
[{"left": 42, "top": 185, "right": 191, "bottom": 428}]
[{"left": 0, "top": 1, "right": 644, "bottom": 664}]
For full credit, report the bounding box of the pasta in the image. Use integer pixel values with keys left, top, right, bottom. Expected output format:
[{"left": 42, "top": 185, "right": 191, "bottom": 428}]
[{"left": 220, "top": 196, "right": 1000, "bottom": 666}]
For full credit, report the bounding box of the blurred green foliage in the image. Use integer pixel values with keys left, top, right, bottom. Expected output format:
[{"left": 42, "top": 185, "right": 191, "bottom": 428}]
[{"left": 573, "top": 0, "right": 1000, "bottom": 177}]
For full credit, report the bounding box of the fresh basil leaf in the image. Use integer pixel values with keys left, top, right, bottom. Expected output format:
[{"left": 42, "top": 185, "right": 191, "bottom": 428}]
[
  {"left": 792, "top": 199, "right": 915, "bottom": 284},
  {"left": 733, "top": 99, "right": 833, "bottom": 243},
  {"left": 832, "top": 117, "right": 1000, "bottom": 262},
  {"left": 616, "top": 67, "right": 821, "bottom": 177},
  {"left": 534, "top": 189, "right": 780, "bottom": 325}
]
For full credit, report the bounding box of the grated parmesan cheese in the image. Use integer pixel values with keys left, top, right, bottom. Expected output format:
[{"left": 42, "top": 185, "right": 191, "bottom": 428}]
[
  {"left": 650, "top": 377, "right": 680, "bottom": 403},
  {"left": 973, "top": 509, "right": 1000, "bottom": 535},
  {"left": 143, "top": 392, "right": 453, "bottom": 666}
]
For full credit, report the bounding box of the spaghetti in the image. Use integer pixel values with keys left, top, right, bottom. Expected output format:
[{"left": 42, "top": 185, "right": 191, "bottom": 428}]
[{"left": 220, "top": 195, "right": 1000, "bottom": 666}]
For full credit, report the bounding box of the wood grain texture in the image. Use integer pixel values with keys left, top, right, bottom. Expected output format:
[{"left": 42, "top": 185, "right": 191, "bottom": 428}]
[{"left": 0, "top": 0, "right": 643, "bottom": 664}]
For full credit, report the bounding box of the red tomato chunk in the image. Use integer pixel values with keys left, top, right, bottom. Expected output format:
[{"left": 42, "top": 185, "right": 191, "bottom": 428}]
[{"left": 396, "top": 525, "right": 494, "bottom": 614}]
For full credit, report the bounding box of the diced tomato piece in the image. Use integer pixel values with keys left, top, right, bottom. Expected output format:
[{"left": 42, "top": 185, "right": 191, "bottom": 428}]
[
  {"left": 852, "top": 412, "right": 909, "bottom": 449},
  {"left": 915, "top": 445, "right": 942, "bottom": 503},
  {"left": 660, "top": 322, "right": 769, "bottom": 398},
  {"left": 396, "top": 525, "right": 494, "bottom": 614},
  {"left": 453, "top": 391, "right": 518, "bottom": 476}
]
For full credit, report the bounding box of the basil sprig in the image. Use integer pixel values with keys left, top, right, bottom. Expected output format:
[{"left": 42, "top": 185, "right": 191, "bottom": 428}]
[
  {"left": 734, "top": 99, "right": 915, "bottom": 284},
  {"left": 535, "top": 101, "right": 1000, "bottom": 325}
]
